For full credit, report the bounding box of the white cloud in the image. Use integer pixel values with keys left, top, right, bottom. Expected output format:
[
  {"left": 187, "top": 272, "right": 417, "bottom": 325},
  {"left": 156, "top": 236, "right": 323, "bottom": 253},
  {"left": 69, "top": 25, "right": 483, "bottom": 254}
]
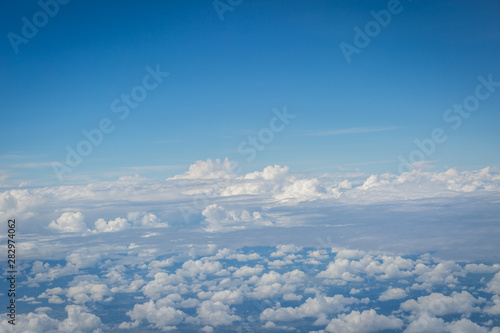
[
  {"left": 400, "top": 291, "right": 484, "bottom": 317},
  {"left": 233, "top": 265, "right": 264, "bottom": 277},
  {"left": 196, "top": 300, "right": 240, "bottom": 326},
  {"left": 124, "top": 298, "right": 186, "bottom": 330},
  {"left": 316, "top": 258, "right": 363, "bottom": 282},
  {"left": 486, "top": 272, "right": 500, "bottom": 294},
  {"left": 379, "top": 287, "right": 407, "bottom": 301},
  {"left": 202, "top": 204, "right": 269, "bottom": 232},
  {"left": 484, "top": 295, "right": 500, "bottom": 315},
  {"left": 260, "top": 295, "right": 362, "bottom": 322},
  {"left": 93, "top": 217, "right": 130, "bottom": 233},
  {"left": 403, "top": 314, "right": 447, "bottom": 333},
  {"left": 1, "top": 305, "right": 103, "bottom": 333},
  {"left": 67, "top": 280, "right": 112, "bottom": 304},
  {"left": 58, "top": 305, "right": 104, "bottom": 333},
  {"left": 169, "top": 158, "right": 236, "bottom": 179},
  {"left": 325, "top": 309, "right": 403, "bottom": 333},
  {"left": 48, "top": 211, "right": 86, "bottom": 233}
]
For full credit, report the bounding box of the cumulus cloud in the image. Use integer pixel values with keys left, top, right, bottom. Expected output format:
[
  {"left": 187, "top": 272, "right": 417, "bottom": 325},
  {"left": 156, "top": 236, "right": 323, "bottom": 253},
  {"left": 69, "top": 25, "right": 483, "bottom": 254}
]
[
  {"left": 48, "top": 211, "right": 86, "bottom": 233},
  {"left": 379, "top": 287, "right": 408, "bottom": 301},
  {"left": 486, "top": 272, "right": 500, "bottom": 295},
  {"left": 1, "top": 305, "right": 103, "bottom": 333},
  {"left": 169, "top": 158, "right": 237, "bottom": 179},
  {"left": 316, "top": 258, "right": 363, "bottom": 282},
  {"left": 400, "top": 291, "right": 485, "bottom": 317},
  {"left": 196, "top": 300, "right": 240, "bottom": 326},
  {"left": 233, "top": 265, "right": 264, "bottom": 277},
  {"left": 201, "top": 204, "right": 270, "bottom": 232},
  {"left": 123, "top": 298, "right": 186, "bottom": 330},
  {"left": 260, "top": 295, "right": 363, "bottom": 322},
  {"left": 93, "top": 217, "right": 130, "bottom": 233},
  {"left": 325, "top": 309, "right": 403, "bottom": 333}
]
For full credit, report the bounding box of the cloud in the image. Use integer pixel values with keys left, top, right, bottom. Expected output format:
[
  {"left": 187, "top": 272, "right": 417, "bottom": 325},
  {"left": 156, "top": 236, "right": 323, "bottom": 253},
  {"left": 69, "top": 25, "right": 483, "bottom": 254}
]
[
  {"left": 123, "top": 298, "right": 186, "bottom": 331},
  {"left": 486, "top": 272, "right": 500, "bottom": 295},
  {"left": 325, "top": 309, "right": 403, "bottom": 333},
  {"left": 169, "top": 158, "right": 236, "bottom": 179},
  {"left": 0, "top": 305, "right": 103, "bottom": 333},
  {"left": 316, "top": 258, "right": 363, "bottom": 282},
  {"left": 400, "top": 291, "right": 485, "bottom": 317},
  {"left": 48, "top": 211, "right": 86, "bottom": 233},
  {"left": 233, "top": 265, "right": 264, "bottom": 277},
  {"left": 484, "top": 295, "right": 500, "bottom": 315},
  {"left": 260, "top": 295, "right": 363, "bottom": 322},
  {"left": 379, "top": 287, "right": 408, "bottom": 301},
  {"left": 196, "top": 300, "right": 240, "bottom": 327},
  {"left": 93, "top": 217, "right": 130, "bottom": 233},
  {"left": 201, "top": 204, "right": 269, "bottom": 232}
]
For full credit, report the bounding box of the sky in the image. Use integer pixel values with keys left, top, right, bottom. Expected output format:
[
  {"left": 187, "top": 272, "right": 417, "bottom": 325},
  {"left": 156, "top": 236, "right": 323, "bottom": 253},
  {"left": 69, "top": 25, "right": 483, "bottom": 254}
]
[
  {"left": 1, "top": 0, "right": 499, "bottom": 185},
  {"left": 1, "top": 1, "right": 500, "bottom": 332}
]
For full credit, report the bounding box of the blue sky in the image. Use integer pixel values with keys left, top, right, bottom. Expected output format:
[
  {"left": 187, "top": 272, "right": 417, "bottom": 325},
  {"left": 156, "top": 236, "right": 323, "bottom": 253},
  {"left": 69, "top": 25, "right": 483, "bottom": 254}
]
[{"left": 1, "top": 0, "right": 500, "bottom": 184}]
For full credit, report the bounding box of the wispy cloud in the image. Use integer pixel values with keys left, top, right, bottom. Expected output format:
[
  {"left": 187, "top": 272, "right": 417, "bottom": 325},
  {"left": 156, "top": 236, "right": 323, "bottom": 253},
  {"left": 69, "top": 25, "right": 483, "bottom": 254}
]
[{"left": 304, "top": 126, "right": 401, "bottom": 136}]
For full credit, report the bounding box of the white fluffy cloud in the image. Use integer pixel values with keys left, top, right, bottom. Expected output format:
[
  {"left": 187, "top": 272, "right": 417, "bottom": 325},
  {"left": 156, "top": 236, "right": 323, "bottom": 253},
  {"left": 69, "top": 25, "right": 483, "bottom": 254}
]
[
  {"left": 1, "top": 305, "right": 103, "bottom": 333},
  {"left": 202, "top": 204, "right": 269, "bottom": 232},
  {"left": 325, "top": 309, "right": 403, "bottom": 333},
  {"left": 261, "top": 295, "right": 363, "bottom": 322},
  {"left": 196, "top": 300, "right": 240, "bottom": 326},
  {"left": 93, "top": 217, "right": 129, "bottom": 233},
  {"left": 379, "top": 287, "right": 408, "bottom": 301},
  {"left": 123, "top": 298, "right": 186, "bottom": 330},
  {"left": 400, "top": 291, "right": 484, "bottom": 317},
  {"left": 169, "top": 158, "right": 236, "bottom": 179},
  {"left": 48, "top": 211, "right": 86, "bottom": 233},
  {"left": 487, "top": 272, "right": 500, "bottom": 295}
]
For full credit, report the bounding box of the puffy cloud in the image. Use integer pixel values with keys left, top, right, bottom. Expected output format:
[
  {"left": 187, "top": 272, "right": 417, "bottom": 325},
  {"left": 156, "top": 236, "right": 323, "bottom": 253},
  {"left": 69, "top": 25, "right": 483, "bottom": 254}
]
[
  {"left": 274, "top": 177, "right": 339, "bottom": 203},
  {"left": 412, "top": 261, "right": 462, "bottom": 290},
  {"left": 169, "top": 158, "right": 236, "bottom": 179},
  {"left": 486, "top": 272, "right": 500, "bottom": 295},
  {"left": 124, "top": 298, "right": 186, "bottom": 330},
  {"left": 233, "top": 265, "right": 264, "bottom": 277},
  {"left": 243, "top": 165, "right": 289, "bottom": 180},
  {"left": 379, "top": 287, "right": 407, "bottom": 301},
  {"left": 446, "top": 318, "right": 491, "bottom": 333},
  {"left": 67, "top": 280, "right": 112, "bottom": 304},
  {"left": 484, "top": 295, "right": 500, "bottom": 315},
  {"left": 464, "top": 263, "right": 500, "bottom": 274},
  {"left": 316, "top": 258, "right": 363, "bottom": 282},
  {"left": 202, "top": 204, "right": 269, "bottom": 232},
  {"left": 271, "top": 244, "right": 303, "bottom": 257},
  {"left": 403, "top": 314, "right": 447, "bottom": 333},
  {"left": 139, "top": 213, "right": 167, "bottom": 227},
  {"left": 245, "top": 269, "right": 306, "bottom": 300},
  {"left": 0, "top": 305, "right": 103, "bottom": 333},
  {"left": 325, "top": 309, "right": 403, "bottom": 333},
  {"left": 141, "top": 272, "right": 185, "bottom": 299},
  {"left": 179, "top": 259, "right": 222, "bottom": 279},
  {"left": 93, "top": 217, "right": 129, "bottom": 233},
  {"left": 260, "top": 295, "right": 363, "bottom": 322},
  {"left": 48, "top": 211, "right": 86, "bottom": 233},
  {"left": 209, "top": 290, "right": 243, "bottom": 305},
  {"left": 196, "top": 300, "right": 240, "bottom": 326},
  {"left": 400, "top": 291, "right": 484, "bottom": 317},
  {"left": 58, "top": 305, "right": 103, "bottom": 333}
]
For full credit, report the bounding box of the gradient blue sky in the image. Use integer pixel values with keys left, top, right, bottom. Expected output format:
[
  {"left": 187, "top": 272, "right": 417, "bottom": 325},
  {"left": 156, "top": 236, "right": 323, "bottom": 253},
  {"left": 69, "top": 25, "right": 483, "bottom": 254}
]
[{"left": 1, "top": 0, "right": 499, "bottom": 184}]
